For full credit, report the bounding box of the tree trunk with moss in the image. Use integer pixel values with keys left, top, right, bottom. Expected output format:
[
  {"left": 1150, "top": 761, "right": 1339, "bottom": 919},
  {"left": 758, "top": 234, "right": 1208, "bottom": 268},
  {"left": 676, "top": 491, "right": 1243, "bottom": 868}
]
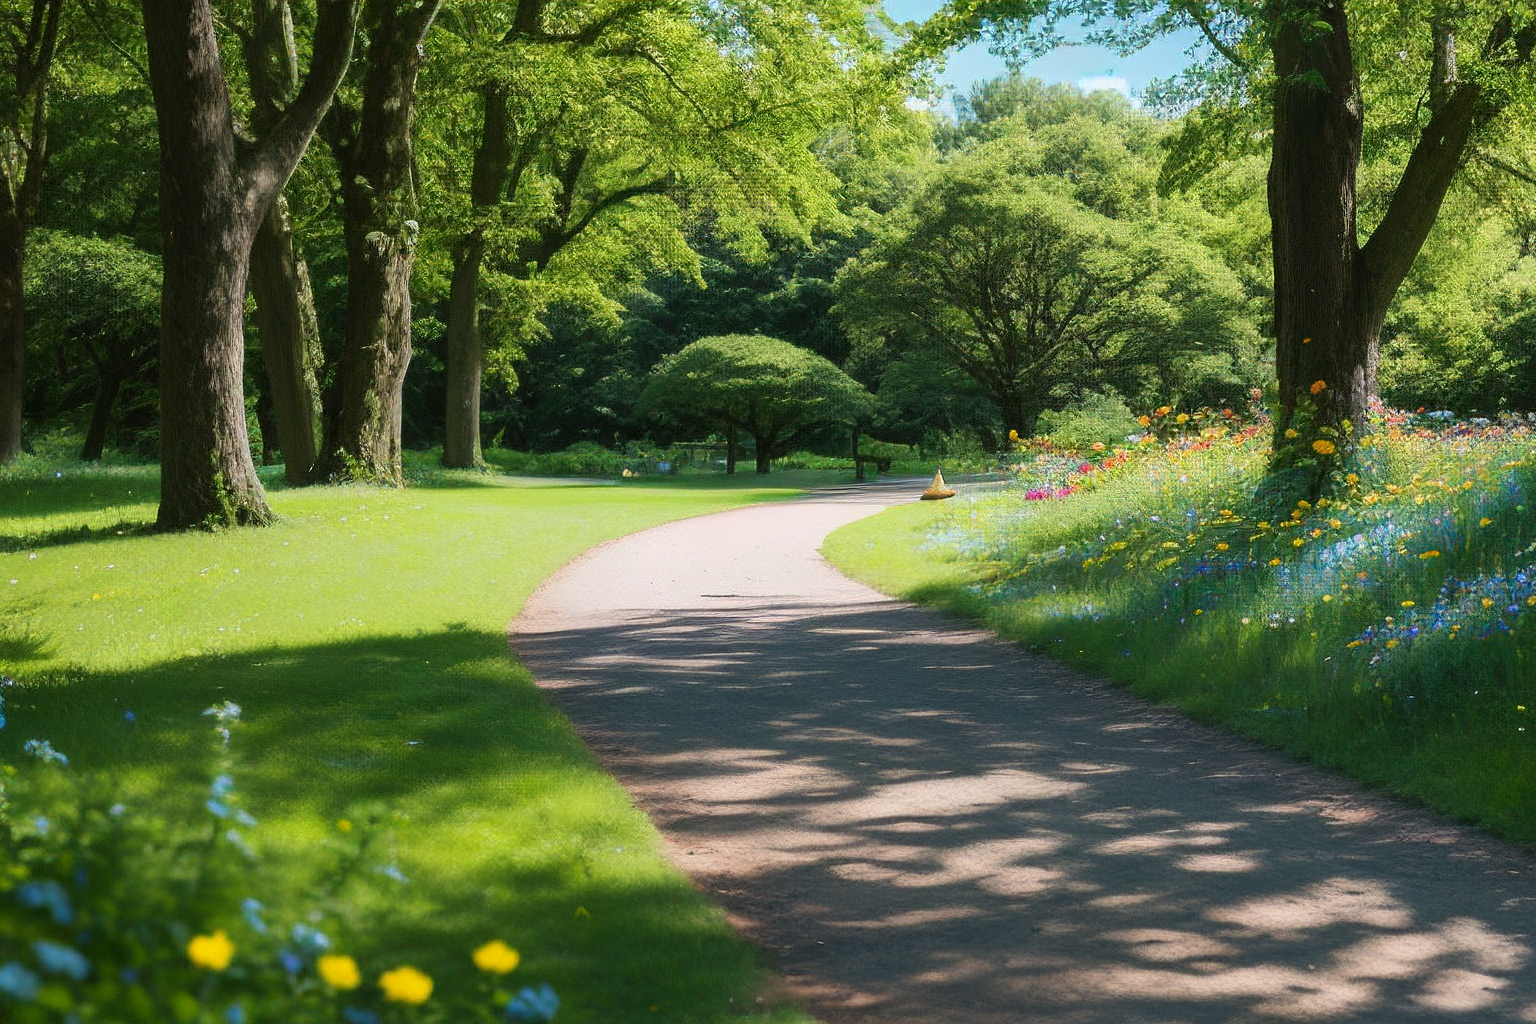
[{"left": 314, "top": 0, "right": 440, "bottom": 485}]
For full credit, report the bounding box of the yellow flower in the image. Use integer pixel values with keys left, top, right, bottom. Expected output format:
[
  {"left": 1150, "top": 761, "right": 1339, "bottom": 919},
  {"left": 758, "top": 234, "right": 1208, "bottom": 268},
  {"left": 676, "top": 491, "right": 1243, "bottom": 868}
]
[
  {"left": 1386, "top": 639, "right": 1398, "bottom": 649},
  {"left": 380, "top": 966, "right": 433, "bottom": 1005},
  {"left": 1285, "top": 428, "right": 1299, "bottom": 439},
  {"left": 1302, "top": 336, "right": 1312, "bottom": 344},
  {"left": 472, "top": 941, "right": 521, "bottom": 975},
  {"left": 1215, "top": 542, "right": 1229, "bottom": 552},
  {"left": 337, "top": 819, "right": 353, "bottom": 833},
  {"left": 1008, "top": 429, "right": 1019, "bottom": 441},
  {"left": 1322, "top": 594, "right": 1333, "bottom": 602},
  {"left": 188, "top": 931, "right": 235, "bottom": 971},
  {"left": 1329, "top": 519, "right": 1342, "bottom": 529},
  {"left": 1401, "top": 600, "right": 1415, "bottom": 608},
  {"left": 1312, "top": 439, "right": 1336, "bottom": 456},
  {"left": 1257, "top": 521, "right": 1270, "bottom": 529},
  {"left": 1193, "top": 609, "right": 1203, "bottom": 615},
  {"left": 1480, "top": 517, "right": 1493, "bottom": 527},
  {"left": 1309, "top": 380, "right": 1327, "bottom": 395},
  {"left": 1268, "top": 557, "right": 1282, "bottom": 566},
  {"left": 1155, "top": 406, "right": 1171, "bottom": 417},
  {"left": 1175, "top": 413, "right": 1189, "bottom": 424},
  {"left": 1419, "top": 550, "right": 1440, "bottom": 560},
  {"left": 1345, "top": 473, "right": 1359, "bottom": 485},
  {"left": 1293, "top": 538, "right": 1305, "bottom": 547},
  {"left": 1137, "top": 415, "right": 1151, "bottom": 427},
  {"left": 318, "top": 955, "right": 361, "bottom": 991},
  {"left": 1483, "top": 597, "right": 1496, "bottom": 609},
  {"left": 1092, "top": 441, "right": 1105, "bottom": 451}
]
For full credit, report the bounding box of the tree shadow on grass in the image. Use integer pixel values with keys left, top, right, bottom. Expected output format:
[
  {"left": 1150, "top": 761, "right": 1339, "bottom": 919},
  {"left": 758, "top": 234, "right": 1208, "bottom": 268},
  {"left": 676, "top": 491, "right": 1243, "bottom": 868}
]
[
  {"left": 0, "top": 628, "right": 787, "bottom": 1022},
  {"left": 515, "top": 600, "right": 1536, "bottom": 1024}
]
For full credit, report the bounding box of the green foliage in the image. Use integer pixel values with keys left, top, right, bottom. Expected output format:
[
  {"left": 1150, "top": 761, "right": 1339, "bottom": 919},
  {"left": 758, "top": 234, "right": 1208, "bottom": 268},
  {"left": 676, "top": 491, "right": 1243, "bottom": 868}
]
[
  {"left": 1036, "top": 392, "right": 1143, "bottom": 450},
  {"left": 639, "top": 334, "right": 873, "bottom": 463},
  {"left": 835, "top": 116, "right": 1262, "bottom": 436}
]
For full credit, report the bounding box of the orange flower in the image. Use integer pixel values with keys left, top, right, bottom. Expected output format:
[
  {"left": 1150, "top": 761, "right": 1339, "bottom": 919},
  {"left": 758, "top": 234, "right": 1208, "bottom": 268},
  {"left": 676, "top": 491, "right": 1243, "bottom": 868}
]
[
  {"left": 1309, "top": 380, "right": 1326, "bottom": 395},
  {"left": 1312, "top": 439, "right": 1336, "bottom": 456}
]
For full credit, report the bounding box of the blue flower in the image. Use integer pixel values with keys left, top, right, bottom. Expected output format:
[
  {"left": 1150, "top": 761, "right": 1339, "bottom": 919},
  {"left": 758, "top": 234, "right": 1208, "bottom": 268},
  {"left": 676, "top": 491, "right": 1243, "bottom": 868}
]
[
  {"left": 32, "top": 941, "right": 89, "bottom": 981},
  {"left": 506, "top": 983, "right": 560, "bottom": 1022},
  {"left": 225, "top": 1003, "right": 247, "bottom": 1024},
  {"left": 17, "top": 881, "right": 73, "bottom": 925},
  {"left": 279, "top": 950, "right": 304, "bottom": 975},
  {"left": 211, "top": 774, "right": 235, "bottom": 797},
  {"left": 290, "top": 924, "right": 330, "bottom": 954},
  {"left": 241, "top": 898, "right": 268, "bottom": 935},
  {"left": 0, "top": 961, "right": 41, "bottom": 1000},
  {"left": 22, "top": 739, "right": 67, "bottom": 765},
  {"left": 341, "top": 1008, "right": 381, "bottom": 1024}
]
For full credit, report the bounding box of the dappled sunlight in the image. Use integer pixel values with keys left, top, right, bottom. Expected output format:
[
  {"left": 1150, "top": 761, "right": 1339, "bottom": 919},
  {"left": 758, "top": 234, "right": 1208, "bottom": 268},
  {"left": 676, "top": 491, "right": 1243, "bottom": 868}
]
[{"left": 516, "top": 595, "right": 1536, "bottom": 1023}]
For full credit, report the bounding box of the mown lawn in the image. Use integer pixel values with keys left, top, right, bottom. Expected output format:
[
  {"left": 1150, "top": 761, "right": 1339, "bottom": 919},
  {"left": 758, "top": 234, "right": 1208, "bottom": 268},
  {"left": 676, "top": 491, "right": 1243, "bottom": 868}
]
[
  {"left": 1, "top": 457, "right": 820, "bottom": 1023},
  {"left": 824, "top": 425, "right": 1536, "bottom": 850}
]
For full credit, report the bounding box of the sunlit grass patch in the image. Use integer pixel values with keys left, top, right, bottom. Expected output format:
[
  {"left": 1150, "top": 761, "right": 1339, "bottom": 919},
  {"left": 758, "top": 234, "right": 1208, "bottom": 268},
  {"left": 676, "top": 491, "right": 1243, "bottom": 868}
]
[
  {"left": 1, "top": 456, "right": 814, "bottom": 1023},
  {"left": 826, "top": 417, "right": 1536, "bottom": 847}
]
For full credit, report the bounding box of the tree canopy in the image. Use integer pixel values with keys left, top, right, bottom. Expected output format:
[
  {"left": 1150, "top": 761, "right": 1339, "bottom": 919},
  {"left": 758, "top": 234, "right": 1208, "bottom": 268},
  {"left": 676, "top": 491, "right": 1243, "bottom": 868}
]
[{"left": 639, "top": 333, "right": 872, "bottom": 473}]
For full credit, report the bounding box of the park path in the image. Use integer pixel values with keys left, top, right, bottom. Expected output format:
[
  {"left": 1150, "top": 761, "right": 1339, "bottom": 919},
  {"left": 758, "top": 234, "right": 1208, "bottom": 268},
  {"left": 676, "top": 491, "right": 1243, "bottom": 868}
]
[{"left": 511, "top": 480, "right": 1536, "bottom": 1024}]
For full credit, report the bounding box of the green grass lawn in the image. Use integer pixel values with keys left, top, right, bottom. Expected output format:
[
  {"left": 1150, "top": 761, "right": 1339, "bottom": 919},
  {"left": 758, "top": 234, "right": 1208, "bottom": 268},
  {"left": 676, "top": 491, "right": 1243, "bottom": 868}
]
[
  {"left": 1, "top": 457, "right": 823, "bottom": 1023},
  {"left": 824, "top": 431, "right": 1536, "bottom": 850}
]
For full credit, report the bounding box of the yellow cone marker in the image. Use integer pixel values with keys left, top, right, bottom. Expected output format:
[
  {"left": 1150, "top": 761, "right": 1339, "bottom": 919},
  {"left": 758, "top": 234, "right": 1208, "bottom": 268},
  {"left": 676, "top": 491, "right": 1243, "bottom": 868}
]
[{"left": 921, "top": 467, "right": 955, "bottom": 501}]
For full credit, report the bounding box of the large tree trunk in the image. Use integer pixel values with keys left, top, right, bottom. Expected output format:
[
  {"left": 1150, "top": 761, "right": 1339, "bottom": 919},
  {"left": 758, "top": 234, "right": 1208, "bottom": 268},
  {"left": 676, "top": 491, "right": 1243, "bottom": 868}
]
[
  {"left": 144, "top": 0, "right": 273, "bottom": 528},
  {"left": 1267, "top": 7, "right": 1533, "bottom": 489},
  {"left": 442, "top": 233, "right": 486, "bottom": 468},
  {"left": 314, "top": 0, "right": 440, "bottom": 485},
  {"left": 0, "top": 210, "right": 22, "bottom": 462},
  {"left": 142, "top": 0, "right": 356, "bottom": 529},
  {"left": 753, "top": 433, "right": 772, "bottom": 475},
  {"left": 250, "top": 194, "right": 323, "bottom": 481},
  {"left": 81, "top": 373, "right": 122, "bottom": 462},
  {"left": 1268, "top": 1, "right": 1370, "bottom": 474},
  {"left": 442, "top": 84, "right": 511, "bottom": 469}
]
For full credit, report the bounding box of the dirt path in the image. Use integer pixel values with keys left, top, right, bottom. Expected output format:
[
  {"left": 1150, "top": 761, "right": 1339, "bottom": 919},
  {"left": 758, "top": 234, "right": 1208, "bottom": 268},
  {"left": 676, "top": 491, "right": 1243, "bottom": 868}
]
[{"left": 511, "top": 480, "right": 1536, "bottom": 1024}]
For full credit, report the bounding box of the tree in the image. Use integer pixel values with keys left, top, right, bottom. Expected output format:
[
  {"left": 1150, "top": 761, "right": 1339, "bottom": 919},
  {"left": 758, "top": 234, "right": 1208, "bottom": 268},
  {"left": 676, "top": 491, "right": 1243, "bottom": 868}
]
[
  {"left": 429, "top": 0, "right": 895, "bottom": 468},
  {"left": 24, "top": 233, "right": 160, "bottom": 460},
  {"left": 140, "top": 0, "right": 357, "bottom": 529},
  {"left": 639, "top": 334, "right": 872, "bottom": 473},
  {"left": 835, "top": 128, "right": 1257, "bottom": 437},
  {"left": 312, "top": 0, "right": 442, "bottom": 486},
  {"left": 240, "top": 0, "right": 327, "bottom": 484},
  {"left": 900, "top": 2, "right": 1536, "bottom": 485},
  {"left": 0, "top": 0, "right": 65, "bottom": 463}
]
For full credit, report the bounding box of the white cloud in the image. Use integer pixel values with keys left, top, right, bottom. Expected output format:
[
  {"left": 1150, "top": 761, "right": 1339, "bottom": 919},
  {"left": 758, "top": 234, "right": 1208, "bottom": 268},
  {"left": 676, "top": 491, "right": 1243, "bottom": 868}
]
[{"left": 1076, "top": 74, "right": 1131, "bottom": 96}]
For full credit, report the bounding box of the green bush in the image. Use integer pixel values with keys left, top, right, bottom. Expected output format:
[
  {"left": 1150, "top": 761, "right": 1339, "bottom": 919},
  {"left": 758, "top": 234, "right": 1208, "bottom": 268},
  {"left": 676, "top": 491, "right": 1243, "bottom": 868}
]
[{"left": 1035, "top": 392, "right": 1143, "bottom": 451}]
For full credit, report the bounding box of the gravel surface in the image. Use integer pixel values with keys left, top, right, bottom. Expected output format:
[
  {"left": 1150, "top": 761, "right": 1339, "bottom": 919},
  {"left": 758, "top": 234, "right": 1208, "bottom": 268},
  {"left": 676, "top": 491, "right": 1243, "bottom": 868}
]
[{"left": 512, "top": 480, "right": 1536, "bottom": 1024}]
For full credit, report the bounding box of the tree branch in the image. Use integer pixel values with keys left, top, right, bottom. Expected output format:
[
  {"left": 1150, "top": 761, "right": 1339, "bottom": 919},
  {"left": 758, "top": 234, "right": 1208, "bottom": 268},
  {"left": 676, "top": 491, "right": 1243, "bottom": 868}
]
[{"left": 1180, "top": 2, "right": 1248, "bottom": 71}]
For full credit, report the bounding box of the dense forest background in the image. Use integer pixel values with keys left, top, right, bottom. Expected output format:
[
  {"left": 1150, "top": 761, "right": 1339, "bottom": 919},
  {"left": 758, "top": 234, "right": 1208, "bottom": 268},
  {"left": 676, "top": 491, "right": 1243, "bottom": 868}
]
[{"left": 7, "top": 1, "right": 1536, "bottom": 475}]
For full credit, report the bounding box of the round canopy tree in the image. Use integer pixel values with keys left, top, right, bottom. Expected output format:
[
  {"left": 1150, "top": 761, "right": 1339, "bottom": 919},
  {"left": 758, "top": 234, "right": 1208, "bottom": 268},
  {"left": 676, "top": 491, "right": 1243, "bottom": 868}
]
[{"left": 641, "top": 334, "right": 872, "bottom": 474}]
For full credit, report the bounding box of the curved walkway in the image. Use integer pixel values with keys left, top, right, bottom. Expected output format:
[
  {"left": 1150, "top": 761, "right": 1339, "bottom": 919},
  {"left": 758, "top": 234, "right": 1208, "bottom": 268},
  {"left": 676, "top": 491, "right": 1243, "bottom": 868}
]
[{"left": 512, "top": 480, "right": 1536, "bottom": 1024}]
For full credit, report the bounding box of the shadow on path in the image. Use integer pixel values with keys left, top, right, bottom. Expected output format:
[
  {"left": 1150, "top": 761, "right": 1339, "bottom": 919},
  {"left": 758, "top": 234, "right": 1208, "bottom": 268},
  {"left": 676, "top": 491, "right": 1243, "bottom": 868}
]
[{"left": 513, "top": 485, "right": 1536, "bottom": 1024}]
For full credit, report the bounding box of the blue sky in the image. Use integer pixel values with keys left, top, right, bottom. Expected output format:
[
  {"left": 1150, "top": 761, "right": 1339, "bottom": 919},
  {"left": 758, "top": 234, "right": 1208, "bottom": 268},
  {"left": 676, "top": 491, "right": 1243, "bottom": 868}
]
[{"left": 881, "top": 1, "right": 1204, "bottom": 115}]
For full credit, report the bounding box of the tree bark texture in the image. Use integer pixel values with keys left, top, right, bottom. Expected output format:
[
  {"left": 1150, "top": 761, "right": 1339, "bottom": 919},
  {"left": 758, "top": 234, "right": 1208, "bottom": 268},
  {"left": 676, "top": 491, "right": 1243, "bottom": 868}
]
[
  {"left": 315, "top": 0, "right": 441, "bottom": 485},
  {"left": 245, "top": 0, "right": 324, "bottom": 483},
  {"left": 1268, "top": 5, "right": 1535, "bottom": 483},
  {"left": 81, "top": 373, "right": 122, "bottom": 462},
  {"left": 442, "top": 84, "right": 510, "bottom": 469},
  {"left": 142, "top": 0, "right": 356, "bottom": 529},
  {"left": 0, "top": 0, "right": 64, "bottom": 463},
  {"left": 249, "top": 194, "right": 323, "bottom": 482},
  {"left": 0, "top": 210, "right": 23, "bottom": 463}
]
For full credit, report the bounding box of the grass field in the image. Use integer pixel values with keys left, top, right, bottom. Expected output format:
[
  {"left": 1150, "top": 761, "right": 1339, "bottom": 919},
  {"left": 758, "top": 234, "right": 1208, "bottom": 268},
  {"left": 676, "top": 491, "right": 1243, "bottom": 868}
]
[
  {"left": 1, "top": 454, "right": 822, "bottom": 1023},
  {"left": 824, "top": 420, "right": 1536, "bottom": 850}
]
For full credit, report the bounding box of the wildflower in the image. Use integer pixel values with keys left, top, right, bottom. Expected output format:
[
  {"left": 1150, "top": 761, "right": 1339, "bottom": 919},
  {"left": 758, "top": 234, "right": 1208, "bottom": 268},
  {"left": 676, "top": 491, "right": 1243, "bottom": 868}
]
[
  {"left": 22, "top": 739, "right": 67, "bottom": 765},
  {"left": 1269, "top": 558, "right": 1282, "bottom": 566},
  {"left": 1345, "top": 473, "right": 1359, "bottom": 485},
  {"left": 1137, "top": 415, "right": 1151, "bottom": 427},
  {"left": 1302, "top": 336, "right": 1312, "bottom": 344},
  {"left": 1481, "top": 517, "right": 1493, "bottom": 527},
  {"left": 1293, "top": 538, "right": 1305, "bottom": 547},
  {"left": 16, "top": 881, "right": 73, "bottom": 925},
  {"left": 337, "top": 819, "right": 353, "bottom": 833},
  {"left": 380, "top": 966, "right": 433, "bottom": 1004},
  {"left": 1419, "top": 551, "right": 1440, "bottom": 559},
  {"left": 473, "top": 940, "right": 521, "bottom": 975},
  {"left": 1401, "top": 601, "right": 1415, "bottom": 608},
  {"left": 0, "top": 962, "right": 41, "bottom": 1001},
  {"left": 1155, "top": 406, "right": 1171, "bottom": 417},
  {"left": 188, "top": 932, "right": 235, "bottom": 971},
  {"left": 341, "top": 1009, "right": 381, "bottom": 1024},
  {"left": 318, "top": 955, "right": 362, "bottom": 990},
  {"left": 1176, "top": 413, "right": 1189, "bottom": 424},
  {"left": 32, "top": 941, "right": 89, "bottom": 981},
  {"left": 1312, "top": 440, "right": 1336, "bottom": 456},
  {"left": 1285, "top": 429, "right": 1299, "bottom": 439},
  {"left": 1215, "top": 543, "right": 1229, "bottom": 552},
  {"left": 1323, "top": 595, "right": 1333, "bottom": 602},
  {"left": 507, "top": 983, "right": 561, "bottom": 1023},
  {"left": 1008, "top": 429, "right": 1019, "bottom": 441},
  {"left": 1310, "top": 380, "right": 1327, "bottom": 395}
]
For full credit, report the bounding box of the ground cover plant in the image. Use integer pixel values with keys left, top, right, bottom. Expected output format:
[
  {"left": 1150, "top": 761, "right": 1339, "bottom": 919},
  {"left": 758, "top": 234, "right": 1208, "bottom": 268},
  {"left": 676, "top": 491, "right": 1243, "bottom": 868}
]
[
  {"left": 825, "top": 405, "right": 1536, "bottom": 847},
  {"left": 0, "top": 451, "right": 815, "bottom": 1023}
]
